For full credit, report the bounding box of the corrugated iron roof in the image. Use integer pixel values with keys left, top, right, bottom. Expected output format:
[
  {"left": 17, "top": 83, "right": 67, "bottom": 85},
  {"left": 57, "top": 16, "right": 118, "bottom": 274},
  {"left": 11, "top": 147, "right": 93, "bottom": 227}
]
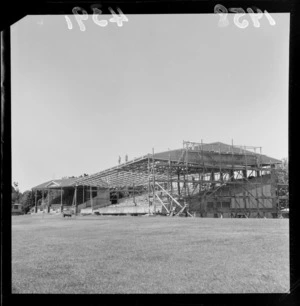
[
  {"left": 32, "top": 142, "right": 282, "bottom": 190},
  {"left": 76, "top": 141, "right": 282, "bottom": 189},
  {"left": 32, "top": 177, "right": 109, "bottom": 190}
]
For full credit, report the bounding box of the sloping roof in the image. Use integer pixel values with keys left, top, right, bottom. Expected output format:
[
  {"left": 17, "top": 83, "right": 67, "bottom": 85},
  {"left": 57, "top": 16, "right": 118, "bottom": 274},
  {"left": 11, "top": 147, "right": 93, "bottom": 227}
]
[
  {"left": 32, "top": 177, "right": 109, "bottom": 190},
  {"left": 150, "top": 142, "right": 281, "bottom": 166},
  {"left": 32, "top": 141, "right": 282, "bottom": 190},
  {"left": 75, "top": 141, "right": 282, "bottom": 189},
  {"left": 199, "top": 142, "right": 281, "bottom": 164},
  {"left": 214, "top": 142, "right": 281, "bottom": 164},
  {"left": 32, "top": 178, "right": 77, "bottom": 190}
]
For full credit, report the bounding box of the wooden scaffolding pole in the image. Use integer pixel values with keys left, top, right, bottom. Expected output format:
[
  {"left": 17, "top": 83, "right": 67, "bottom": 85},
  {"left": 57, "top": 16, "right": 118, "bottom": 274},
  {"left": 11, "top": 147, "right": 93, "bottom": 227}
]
[
  {"left": 74, "top": 186, "right": 77, "bottom": 215},
  {"left": 133, "top": 171, "right": 136, "bottom": 206},
  {"left": 167, "top": 152, "right": 170, "bottom": 192},
  {"left": 48, "top": 188, "right": 50, "bottom": 213},
  {"left": 60, "top": 187, "right": 63, "bottom": 212},
  {"left": 117, "top": 186, "right": 119, "bottom": 204},
  {"left": 219, "top": 143, "right": 223, "bottom": 216},
  {"left": 148, "top": 154, "right": 151, "bottom": 209},
  {"left": 168, "top": 152, "right": 173, "bottom": 212},
  {"left": 243, "top": 146, "right": 249, "bottom": 212},
  {"left": 185, "top": 143, "right": 188, "bottom": 198},
  {"left": 34, "top": 189, "right": 37, "bottom": 213},
  {"left": 259, "top": 147, "right": 264, "bottom": 212},
  {"left": 177, "top": 172, "right": 180, "bottom": 195},
  {"left": 83, "top": 186, "right": 85, "bottom": 204},
  {"left": 231, "top": 139, "right": 235, "bottom": 213},
  {"left": 90, "top": 185, "right": 93, "bottom": 212},
  {"left": 152, "top": 148, "right": 156, "bottom": 214}
]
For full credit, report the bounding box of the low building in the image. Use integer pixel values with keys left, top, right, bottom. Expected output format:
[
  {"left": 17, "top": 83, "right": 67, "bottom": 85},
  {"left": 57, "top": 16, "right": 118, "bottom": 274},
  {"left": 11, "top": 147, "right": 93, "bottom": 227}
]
[
  {"left": 12, "top": 203, "right": 23, "bottom": 215},
  {"left": 31, "top": 177, "right": 110, "bottom": 214}
]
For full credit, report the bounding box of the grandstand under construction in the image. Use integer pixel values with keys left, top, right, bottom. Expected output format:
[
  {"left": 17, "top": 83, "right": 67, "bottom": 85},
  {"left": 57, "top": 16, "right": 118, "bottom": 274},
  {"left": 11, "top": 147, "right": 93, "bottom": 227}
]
[{"left": 31, "top": 140, "right": 288, "bottom": 218}]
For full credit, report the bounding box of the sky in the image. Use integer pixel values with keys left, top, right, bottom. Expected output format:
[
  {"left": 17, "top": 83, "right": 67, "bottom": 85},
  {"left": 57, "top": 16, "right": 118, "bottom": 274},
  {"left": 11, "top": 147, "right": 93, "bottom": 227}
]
[{"left": 11, "top": 13, "right": 289, "bottom": 192}]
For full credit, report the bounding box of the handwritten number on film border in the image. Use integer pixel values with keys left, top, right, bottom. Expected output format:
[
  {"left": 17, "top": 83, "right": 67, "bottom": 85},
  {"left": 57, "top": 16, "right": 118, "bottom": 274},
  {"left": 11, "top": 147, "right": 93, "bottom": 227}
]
[
  {"left": 65, "top": 6, "right": 128, "bottom": 31},
  {"left": 246, "top": 8, "right": 264, "bottom": 28},
  {"left": 229, "top": 7, "right": 249, "bottom": 29},
  {"left": 214, "top": 4, "right": 276, "bottom": 28},
  {"left": 92, "top": 7, "right": 108, "bottom": 27},
  {"left": 109, "top": 7, "right": 129, "bottom": 27},
  {"left": 214, "top": 4, "right": 229, "bottom": 27}
]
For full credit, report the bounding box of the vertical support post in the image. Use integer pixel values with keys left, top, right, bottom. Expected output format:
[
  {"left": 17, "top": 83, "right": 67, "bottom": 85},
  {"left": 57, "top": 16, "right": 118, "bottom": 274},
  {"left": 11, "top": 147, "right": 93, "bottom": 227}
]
[
  {"left": 48, "top": 188, "right": 50, "bottom": 213},
  {"left": 177, "top": 172, "right": 181, "bottom": 195},
  {"left": 60, "top": 187, "right": 63, "bottom": 212},
  {"left": 74, "top": 186, "right": 77, "bottom": 215},
  {"left": 133, "top": 180, "right": 136, "bottom": 206},
  {"left": 168, "top": 152, "right": 172, "bottom": 211},
  {"left": 231, "top": 139, "right": 234, "bottom": 181},
  {"left": 244, "top": 145, "right": 248, "bottom": 175},
  {"left": 198, "top": 171, "right": 201, "bottom": 215},
  {"left": 219, "top": 143, "right": 222, "bottom": 182},
  {"left": 90, "top": 185, "right": 93, "bottom": 212},
  {"left": 152, "top": 148, "right": 156, "bottom": 214},
  {"left": 219, "top": 143, "right": 223, "bottom": 215},
  {"left": 83, "top": 185, "right": 85, "bottom": 204},
  {"left": 211, "top": 171, "right": 215, "bottom": 187},
  {"left": 117, "top": 187, "right": 119, "bottom": 204},
  {"left": 183, "top": 173, "right": 186, "bottom": 197},
  {"left": 252, "top": 147, "right": 259, "bottom": 217},
  {"left": 200, "top": 139, "right": 204, "bottom": 216},
  {"left": 270, "top": 163, "right": 277, "bottom": 217},
  {"left": 242, "top": 146, "right": 247, "bottom": 180},
  {"left": 185, "top": 143, "right": 188, "bottom": 195},
  {"left": 34, "top": 189, "right": 37, "bottom": 213},
  {"left": 201, "top": 139, "right": 205, "bottom": 181},
  {"left": 148, "top": 154, "right": 151, "bottom": 208},
  {"left": 167, "top": 152, "right": 170, "bottom": 192},
  {"left": 259, "top": 147, "right": 264, "bottom": 213},
  {"left": 231, "top": 139, "right": 235, "bottom": 215}
]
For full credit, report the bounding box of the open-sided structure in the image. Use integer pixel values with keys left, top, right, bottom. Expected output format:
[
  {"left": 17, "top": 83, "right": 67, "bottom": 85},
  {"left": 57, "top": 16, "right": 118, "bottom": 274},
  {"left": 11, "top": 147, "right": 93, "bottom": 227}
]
[
  {"left": 75, "top": 141, "right": 286, "bottom": 218},
  {"left": 31, "top": 177, "right": 110, "bottom": 214}
]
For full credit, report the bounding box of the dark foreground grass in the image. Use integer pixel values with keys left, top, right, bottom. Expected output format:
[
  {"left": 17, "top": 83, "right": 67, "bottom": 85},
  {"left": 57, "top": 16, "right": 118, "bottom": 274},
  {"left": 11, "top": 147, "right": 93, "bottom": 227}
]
[{"left": 12, "top": 215, "right": 289, "bottom": 293}]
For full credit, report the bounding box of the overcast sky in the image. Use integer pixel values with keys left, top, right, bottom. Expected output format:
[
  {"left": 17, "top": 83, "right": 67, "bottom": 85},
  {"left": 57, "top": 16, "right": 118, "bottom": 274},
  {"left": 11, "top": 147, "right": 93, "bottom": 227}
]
[{"left": 11, "top": 13, "right": 289, "bottom": 192}]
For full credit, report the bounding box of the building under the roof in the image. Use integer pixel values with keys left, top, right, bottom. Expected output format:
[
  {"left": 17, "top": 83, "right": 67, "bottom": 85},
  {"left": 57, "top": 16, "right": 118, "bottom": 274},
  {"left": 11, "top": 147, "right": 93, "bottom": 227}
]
[{"left": 31, "top": 140, "right": 287, "bottom": 218}]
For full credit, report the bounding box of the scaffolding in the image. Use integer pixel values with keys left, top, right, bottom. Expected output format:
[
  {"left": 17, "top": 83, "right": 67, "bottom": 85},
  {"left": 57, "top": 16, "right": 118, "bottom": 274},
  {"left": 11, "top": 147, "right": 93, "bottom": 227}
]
[{"left": 76, "top": 140, "right": 284, "bottom": 218}]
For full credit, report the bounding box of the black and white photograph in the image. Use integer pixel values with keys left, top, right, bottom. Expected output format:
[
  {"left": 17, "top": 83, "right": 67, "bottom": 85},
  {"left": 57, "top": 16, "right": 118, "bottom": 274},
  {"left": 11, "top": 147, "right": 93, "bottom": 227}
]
[{"left": 4, "top": 1, "right": 293, "bottom": 298}]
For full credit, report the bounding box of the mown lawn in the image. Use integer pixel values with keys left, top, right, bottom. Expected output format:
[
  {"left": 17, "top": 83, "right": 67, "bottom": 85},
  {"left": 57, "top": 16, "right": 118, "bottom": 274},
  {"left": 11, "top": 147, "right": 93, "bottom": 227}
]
[{"left": 12, "top": 215, "right": 289, "bottom": 294}]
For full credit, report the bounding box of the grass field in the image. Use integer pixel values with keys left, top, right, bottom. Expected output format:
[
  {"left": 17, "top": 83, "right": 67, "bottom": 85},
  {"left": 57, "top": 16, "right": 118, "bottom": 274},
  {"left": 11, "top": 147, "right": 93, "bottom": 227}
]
[{"left": 12, "top": 214, "right": 289, "bottom": 294}]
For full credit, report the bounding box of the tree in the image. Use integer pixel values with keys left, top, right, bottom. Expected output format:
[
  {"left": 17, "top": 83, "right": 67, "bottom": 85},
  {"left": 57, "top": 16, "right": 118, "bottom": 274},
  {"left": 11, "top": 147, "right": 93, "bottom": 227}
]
[
  {"left": 277, "top": 157, "right": 288, "bottom": 185},
  {"left": 20, "top": 190, "right": 46, "bottom": 214},
  {"left": 275, "top": 157, "right": 289, "bottom": 209},
  {"left": 12, "top": 182, "right": 22, "bottom": 204},
  {"left": 20, "top": 191, "right": 34, "bottom": 214}
]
